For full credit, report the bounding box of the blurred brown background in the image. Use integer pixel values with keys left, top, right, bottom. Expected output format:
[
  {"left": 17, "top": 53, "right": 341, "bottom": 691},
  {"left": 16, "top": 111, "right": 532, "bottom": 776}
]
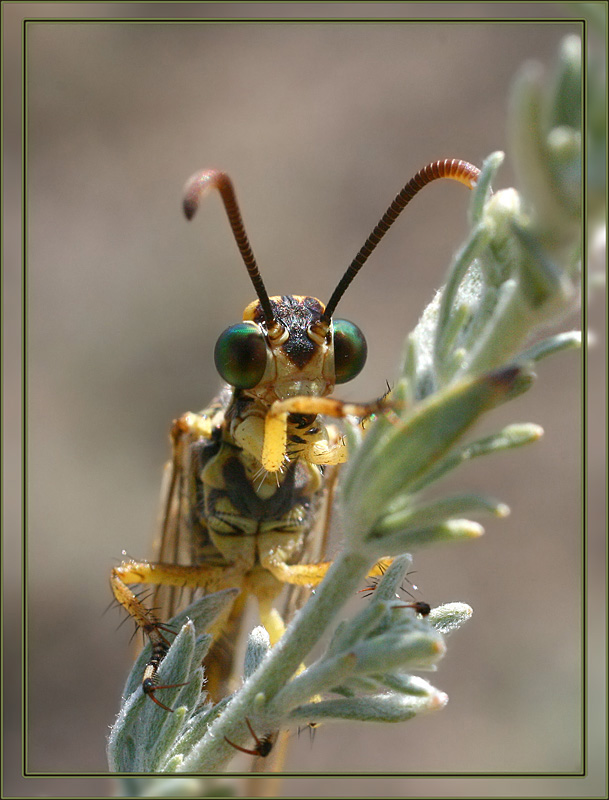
[{"left": 4, "top": 2, "right": 604, "bottom": 798}]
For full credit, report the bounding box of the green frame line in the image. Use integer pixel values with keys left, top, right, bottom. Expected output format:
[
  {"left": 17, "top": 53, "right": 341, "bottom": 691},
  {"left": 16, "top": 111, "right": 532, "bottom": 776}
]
[{"left": 17, "top": 11, "right": 591, "bottom": 786}]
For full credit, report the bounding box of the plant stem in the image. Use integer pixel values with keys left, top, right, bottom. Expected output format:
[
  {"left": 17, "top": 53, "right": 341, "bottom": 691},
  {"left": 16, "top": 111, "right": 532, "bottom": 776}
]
[{"left": 177, "top": 549, "right": 371, "bottom": 772}]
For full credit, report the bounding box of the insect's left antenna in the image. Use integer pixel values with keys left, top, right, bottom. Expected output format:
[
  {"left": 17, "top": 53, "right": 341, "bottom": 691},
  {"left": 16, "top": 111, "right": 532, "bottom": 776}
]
[{"left": 183, "top": 170, "right": 276, "bottom": 328}]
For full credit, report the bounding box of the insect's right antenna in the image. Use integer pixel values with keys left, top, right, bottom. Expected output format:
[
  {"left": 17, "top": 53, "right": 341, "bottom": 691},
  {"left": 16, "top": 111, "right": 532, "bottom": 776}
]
[
  {"left": 322, "top": 159, "right": 481, "bottom": 323},
  {"left": 183, "top": 170, "right": 276, "bottom": 328}
]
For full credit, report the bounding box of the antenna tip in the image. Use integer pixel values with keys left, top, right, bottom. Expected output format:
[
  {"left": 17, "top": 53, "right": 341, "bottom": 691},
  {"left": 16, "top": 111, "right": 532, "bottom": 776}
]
[
  {"left": 182, "top": 169, "right": 223, "bottom": 220},
  {"left": 182, "top": 196, "right": 197, "bottom": 220}
]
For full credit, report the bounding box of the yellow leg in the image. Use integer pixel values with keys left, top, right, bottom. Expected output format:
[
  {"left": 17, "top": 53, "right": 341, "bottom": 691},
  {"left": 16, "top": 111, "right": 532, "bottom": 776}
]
[
  {"left": 257, "top": 600, "right": 287, "bottom": 647},
  {"left": 171, "top": 410, "right": 216, "bottom": 443},
  {"left": 111, "top": 559, "right": 247, "bottom": 654},
  {"left": 112, "top": 559, "right": 246, "bottom": 710},
  {"left": 260, "top": 558, "right": 333, "bottom": 588},
  {"left": 259, "top": 556, "right": 392, "bottom": 593},
  {"left": 367, "top": 557, "right": 394, "bottom": 577},
  {"left": 261, "top": 412, "right": 289, "bottom": 473},
  {"left": 111, "top": 560, "right": 243, "bottom": 610},
  {"left": 261, "top": 395, "right": 388, "bottom": 472}
]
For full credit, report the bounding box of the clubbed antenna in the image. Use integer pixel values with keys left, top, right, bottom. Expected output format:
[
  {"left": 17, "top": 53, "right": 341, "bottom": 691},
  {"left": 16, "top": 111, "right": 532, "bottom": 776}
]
[
  {"left": 322, "top": 159, "right": 481, "bottom": 322},
  {"left": 183, "top": 170, "right": 276, "bottom": 327}
]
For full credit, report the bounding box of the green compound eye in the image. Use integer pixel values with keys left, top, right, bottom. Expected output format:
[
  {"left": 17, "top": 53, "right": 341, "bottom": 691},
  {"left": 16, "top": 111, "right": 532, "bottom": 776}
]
[
  {"left": 333, "top": 319, "right": 367, "bottom": 384},
  {"left": 214, "top": 322, "right": 268, "bottom": 389}
]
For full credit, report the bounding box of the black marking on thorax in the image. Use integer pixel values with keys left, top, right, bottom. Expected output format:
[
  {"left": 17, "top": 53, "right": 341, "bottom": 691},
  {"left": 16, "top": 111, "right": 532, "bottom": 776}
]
[{"left": 288, "top": 412, "right": 317, "bottom": 430}]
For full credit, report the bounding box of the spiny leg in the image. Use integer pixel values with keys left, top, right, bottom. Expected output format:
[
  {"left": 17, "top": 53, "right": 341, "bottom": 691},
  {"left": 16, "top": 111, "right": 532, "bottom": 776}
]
[{"left": 111, "top": 560, "right": 243, "bottom": 708}]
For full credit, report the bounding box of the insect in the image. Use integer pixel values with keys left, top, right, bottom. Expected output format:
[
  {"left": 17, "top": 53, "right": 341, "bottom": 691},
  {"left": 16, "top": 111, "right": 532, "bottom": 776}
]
[{"left": 111, "top": 158, "right": 480, "bottom": 709}]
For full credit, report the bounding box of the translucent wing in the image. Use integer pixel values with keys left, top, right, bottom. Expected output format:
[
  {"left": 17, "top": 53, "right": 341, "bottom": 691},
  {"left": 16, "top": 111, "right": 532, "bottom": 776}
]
[
  {"left": 151, "top": 427, "right": 196, "bottom": 621},
  {"left": 152, "top": 388, "right": 232, "bottom": 623}
]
